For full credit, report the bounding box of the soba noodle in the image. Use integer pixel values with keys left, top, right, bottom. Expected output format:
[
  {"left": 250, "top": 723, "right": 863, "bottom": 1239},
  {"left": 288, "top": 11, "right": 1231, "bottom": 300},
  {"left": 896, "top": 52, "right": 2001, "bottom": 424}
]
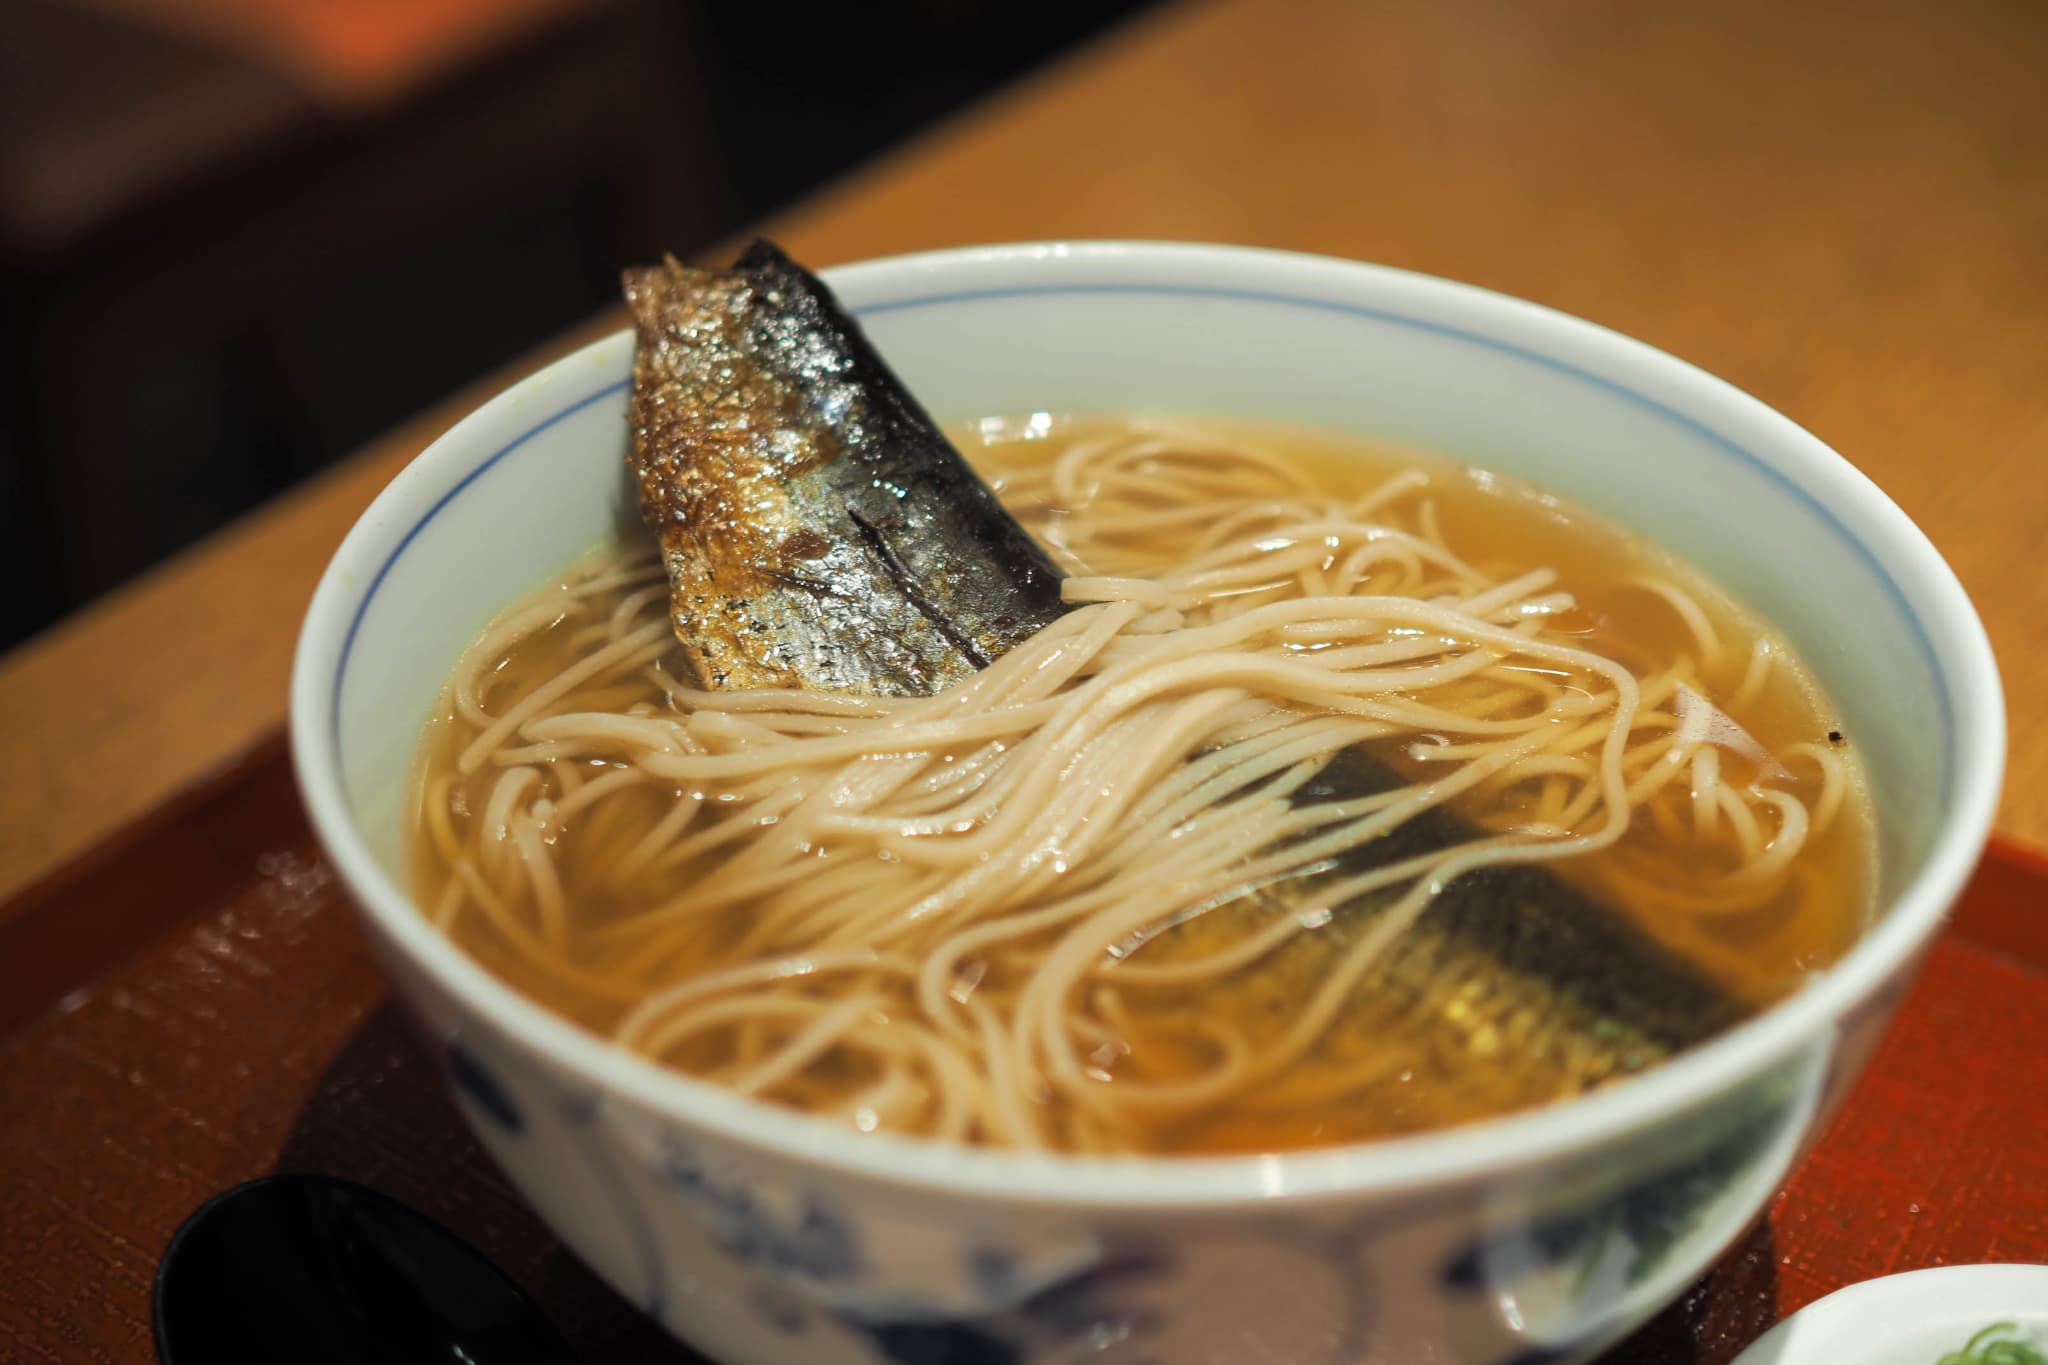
[{"left": 411, "top": 417, "right": 1869, "bottom": 1154}]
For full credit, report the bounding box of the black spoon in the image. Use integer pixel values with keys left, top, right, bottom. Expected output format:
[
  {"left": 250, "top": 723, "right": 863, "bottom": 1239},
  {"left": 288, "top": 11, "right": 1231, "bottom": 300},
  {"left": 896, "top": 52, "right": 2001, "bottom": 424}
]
[{"left": 154, "top": 1174, "right": 582, "bottom": 1364}]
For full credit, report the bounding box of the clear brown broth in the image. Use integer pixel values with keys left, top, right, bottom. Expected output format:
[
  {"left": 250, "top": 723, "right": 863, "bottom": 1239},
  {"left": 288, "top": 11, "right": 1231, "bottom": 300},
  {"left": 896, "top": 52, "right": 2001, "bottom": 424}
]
[{"left": 411, "top": 415, "right": 1873, "bottom": 1154}]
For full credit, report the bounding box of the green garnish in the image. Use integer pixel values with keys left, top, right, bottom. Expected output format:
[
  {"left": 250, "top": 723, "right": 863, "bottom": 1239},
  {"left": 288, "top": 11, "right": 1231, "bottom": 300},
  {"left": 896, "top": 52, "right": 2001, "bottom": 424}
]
[{"left": 1936, "top": 1322, "right": 2048, "bottom": 1365}]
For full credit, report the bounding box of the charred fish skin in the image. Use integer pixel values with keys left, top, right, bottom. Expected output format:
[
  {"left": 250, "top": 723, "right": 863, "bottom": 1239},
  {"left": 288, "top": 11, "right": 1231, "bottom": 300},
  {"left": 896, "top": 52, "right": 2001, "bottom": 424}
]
[
  {"left": 625, "top": 242, "right": 1745, "bottom": 1064},
  {"left": 623, "top": 242, "right": 1067, "bottom": 696}
]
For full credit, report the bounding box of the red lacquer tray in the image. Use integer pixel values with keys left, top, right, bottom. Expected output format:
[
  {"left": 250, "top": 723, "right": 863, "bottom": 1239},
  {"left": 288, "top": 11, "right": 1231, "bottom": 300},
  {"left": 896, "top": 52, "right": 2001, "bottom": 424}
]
[{"left": 3, "top": 743, "right": 2044, "bottom": 1362}]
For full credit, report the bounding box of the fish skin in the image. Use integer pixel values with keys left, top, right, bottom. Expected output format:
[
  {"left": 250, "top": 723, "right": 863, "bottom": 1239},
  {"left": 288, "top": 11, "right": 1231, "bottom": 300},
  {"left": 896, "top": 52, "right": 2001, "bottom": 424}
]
[
  {"left": 1290, "top": 752, "right": 1746, "bottom": 1054},
  {"left": 624, "top": 242, "right": 1746, "bottom": 1068},
  {"left": 623, "top": 241, "right": 1067, "bottom": 695}
]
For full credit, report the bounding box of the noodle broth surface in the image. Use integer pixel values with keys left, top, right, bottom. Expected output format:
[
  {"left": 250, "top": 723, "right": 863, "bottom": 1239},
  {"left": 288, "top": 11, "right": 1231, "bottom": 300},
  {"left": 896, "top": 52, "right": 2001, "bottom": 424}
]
[{"left": 410, "top": 416, "right": 1872, "bottom": 1155}]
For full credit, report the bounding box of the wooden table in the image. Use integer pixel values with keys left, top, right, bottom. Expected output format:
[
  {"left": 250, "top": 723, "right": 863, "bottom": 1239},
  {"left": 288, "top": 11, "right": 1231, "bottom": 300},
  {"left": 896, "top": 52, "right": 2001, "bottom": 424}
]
[{"left": 4, "top": 0, "right": 2045, "bottom": 1358}]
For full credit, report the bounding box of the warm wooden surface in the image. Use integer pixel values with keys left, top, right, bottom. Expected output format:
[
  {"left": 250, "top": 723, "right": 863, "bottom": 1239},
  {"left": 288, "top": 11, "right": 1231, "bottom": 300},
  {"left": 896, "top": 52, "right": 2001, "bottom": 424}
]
[{"left": 4, "top": 0, "right": 2044, "bottom": 909}]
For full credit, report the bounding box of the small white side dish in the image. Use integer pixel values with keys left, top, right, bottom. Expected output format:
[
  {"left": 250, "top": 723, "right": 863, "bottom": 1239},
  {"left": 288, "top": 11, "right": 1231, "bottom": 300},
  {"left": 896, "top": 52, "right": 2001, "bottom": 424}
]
[{"left": 1731, "top": 1264, "right": 2048, "bottom": 1365}]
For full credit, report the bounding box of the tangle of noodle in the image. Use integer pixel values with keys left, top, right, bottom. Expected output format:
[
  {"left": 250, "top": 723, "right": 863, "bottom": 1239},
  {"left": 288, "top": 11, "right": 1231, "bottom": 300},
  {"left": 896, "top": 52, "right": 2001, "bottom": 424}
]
[{"left": 410, "top": 417, "right": 1869, "bottom": 1155}]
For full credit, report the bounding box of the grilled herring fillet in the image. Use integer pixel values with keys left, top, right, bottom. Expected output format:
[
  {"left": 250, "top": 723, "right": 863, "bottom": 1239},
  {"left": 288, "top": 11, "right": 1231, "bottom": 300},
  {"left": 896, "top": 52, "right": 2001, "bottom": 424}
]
[{"left": 624, "top": 243, "right": 1067, "bottom": 696}]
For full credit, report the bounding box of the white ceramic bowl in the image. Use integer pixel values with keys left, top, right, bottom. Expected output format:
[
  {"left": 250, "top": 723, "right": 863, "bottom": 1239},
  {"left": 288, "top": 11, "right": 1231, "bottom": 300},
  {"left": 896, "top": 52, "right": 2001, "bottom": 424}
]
[{"left": 290, "top": 242, "right": 2003, "bottom": 1365}]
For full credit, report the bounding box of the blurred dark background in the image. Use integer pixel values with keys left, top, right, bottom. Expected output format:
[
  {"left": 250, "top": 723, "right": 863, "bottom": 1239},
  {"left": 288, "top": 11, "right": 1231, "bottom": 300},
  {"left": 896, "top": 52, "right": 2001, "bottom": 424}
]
[{"left": 0, "top": 0, "right": 1158, "bottom": 654}]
